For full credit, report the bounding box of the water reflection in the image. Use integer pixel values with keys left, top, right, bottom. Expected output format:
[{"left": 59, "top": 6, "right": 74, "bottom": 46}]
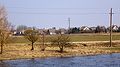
[
  {"left": 0, "top": 60, "right": 10, "bottom": 67},
  {"left": 0, "top": 53, "right": 120, "bottom": 67}
]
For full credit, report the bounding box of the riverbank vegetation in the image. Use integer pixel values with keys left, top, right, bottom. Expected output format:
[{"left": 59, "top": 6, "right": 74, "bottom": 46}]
[{"left": 0, "top": 40, "right": 120, "bottom": 60}]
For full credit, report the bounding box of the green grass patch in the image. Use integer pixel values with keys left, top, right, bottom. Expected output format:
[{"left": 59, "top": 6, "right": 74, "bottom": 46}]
[
  {"left": 9, "top": 34, "right": 120, "bottom": 43},
  {"left": 70, "top": 34, "right": 120, "bottom": 42}
]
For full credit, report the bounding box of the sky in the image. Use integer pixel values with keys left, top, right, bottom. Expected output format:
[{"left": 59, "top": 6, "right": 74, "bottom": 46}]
[{"left": 0, "top": 0, "right": 120, "bottom": 29}]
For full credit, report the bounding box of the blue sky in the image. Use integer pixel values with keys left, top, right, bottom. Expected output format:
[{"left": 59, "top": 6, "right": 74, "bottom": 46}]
[{"left": 0, "top": 0, "right": 120, "bottom": 28}]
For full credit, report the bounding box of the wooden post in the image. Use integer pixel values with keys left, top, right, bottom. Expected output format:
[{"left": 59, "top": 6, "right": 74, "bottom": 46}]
[{"left": 41, "top": 34, "right": 45, "bottom": 51}]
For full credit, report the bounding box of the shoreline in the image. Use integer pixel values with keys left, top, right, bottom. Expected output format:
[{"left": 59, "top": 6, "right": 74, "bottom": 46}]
[
  {"left": 0, "top": 53, "right": 120, "bottom": 61},
  {"left": 0, "top": 50, "right": 120, "bottom": 61}
]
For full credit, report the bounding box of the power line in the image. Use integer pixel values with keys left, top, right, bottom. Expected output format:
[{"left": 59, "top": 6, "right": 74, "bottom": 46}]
[
  {"left": 6, "top": 7, "right": 110, "bottom": 10},
  {"left": 9, "top": 12, "right": 108, "bottom": 15},
  {"left": 5, "top": 7, "right": 120, "bottom": 15}
]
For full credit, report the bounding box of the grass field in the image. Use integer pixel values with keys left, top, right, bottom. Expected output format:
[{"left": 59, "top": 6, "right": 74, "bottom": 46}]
[
  {"left": 70, "top": 35, "right": 120, "bottom": 42},
  {"left": 10, "top": 33, "right": 120, "bottom": 43}
]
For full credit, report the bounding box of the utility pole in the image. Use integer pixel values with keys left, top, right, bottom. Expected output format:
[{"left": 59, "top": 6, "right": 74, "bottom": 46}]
[
  {"left": 68, "top": 18, "right": 70, "bottom": 34},
  {"left": 109, "top": 8, "right": 113, "bottom": 47}
]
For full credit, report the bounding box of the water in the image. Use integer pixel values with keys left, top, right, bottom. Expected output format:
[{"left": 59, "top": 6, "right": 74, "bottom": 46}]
[{"left": 0, "top": 53, "right": 120, "bottom": 67}]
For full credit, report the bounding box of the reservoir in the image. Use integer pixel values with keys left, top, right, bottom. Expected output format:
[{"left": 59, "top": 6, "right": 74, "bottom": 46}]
[{"left": 0, "top": 53, "right": 120, "bottom": 67}]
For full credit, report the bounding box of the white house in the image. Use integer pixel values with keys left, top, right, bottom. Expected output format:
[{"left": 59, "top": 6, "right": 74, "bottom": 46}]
[
  {"left": 112, "top": 25, "right": 119, "bottom": 31},
  {"left": 49, "top": 29, "right": 56, "bottom": 35}
]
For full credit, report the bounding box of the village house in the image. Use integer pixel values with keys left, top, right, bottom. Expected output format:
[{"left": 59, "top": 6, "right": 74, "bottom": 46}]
[
  {"left": 48, "top": 28, "right": 56, "bottom": 35},
  {"left": 60, "top": 28, "right": 67, "bottom": 34},
  {"left": 112, "top": 25, "right": 119, "bottom": 32},
  {"left": 80, "top": 26, "right": 91, "bottom": 33},
  {"left": 38, "top": 29, "right": 44, "bottom": 34},
  {"left": 90, "top": 27, "right": 96, "bottom": 33}
]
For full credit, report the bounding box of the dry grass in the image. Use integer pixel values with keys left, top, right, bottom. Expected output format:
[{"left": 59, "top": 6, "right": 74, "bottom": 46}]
[{"left": 0, "top": 41, "right": 120, "bottom": 60}]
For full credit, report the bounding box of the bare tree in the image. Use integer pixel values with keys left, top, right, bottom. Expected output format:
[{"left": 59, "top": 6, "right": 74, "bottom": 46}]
[
  {"left": 24, "top": 29, "right": 39, "bottom": 50},
  {"left": 0, "top": 6, "right": 11, "bottom": 54},
  {"left": 51, "top": 34, "right": 71, "bottom": 53}
]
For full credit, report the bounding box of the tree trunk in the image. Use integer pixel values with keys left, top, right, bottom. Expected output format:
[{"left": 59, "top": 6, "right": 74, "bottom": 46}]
[
  {"left": 0, "top": 44, "right": 3, "bottom": 54},
  {"left": 60, "top": 46, "right": 64, "bottom": 53},
  {"left": 41, "top": 34, "right": 45, "bottom": 51},
  {"left": 41, "top": 48, "right": 45, "bottom": 51},
  {"left": 31, "top": 42, "right": 34, "bottom": 50}
]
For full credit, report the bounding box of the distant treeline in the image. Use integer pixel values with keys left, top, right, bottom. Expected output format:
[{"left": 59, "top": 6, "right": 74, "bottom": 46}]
[
  {"left": 12, "top": 25, "right": 120, "bottom": 36},
  {"left": 69, "top": 25, "right": 120, "bottom": 34}
]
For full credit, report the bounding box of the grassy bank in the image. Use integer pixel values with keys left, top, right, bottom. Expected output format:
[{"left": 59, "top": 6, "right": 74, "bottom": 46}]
[{"left": 0, "top": 41, "right": 120, "bottom": 60}]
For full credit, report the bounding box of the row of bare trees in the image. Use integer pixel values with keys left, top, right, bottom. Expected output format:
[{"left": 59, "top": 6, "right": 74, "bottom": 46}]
[{"left": 24, "top": 29, "right": 70, "bottom": 53}]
